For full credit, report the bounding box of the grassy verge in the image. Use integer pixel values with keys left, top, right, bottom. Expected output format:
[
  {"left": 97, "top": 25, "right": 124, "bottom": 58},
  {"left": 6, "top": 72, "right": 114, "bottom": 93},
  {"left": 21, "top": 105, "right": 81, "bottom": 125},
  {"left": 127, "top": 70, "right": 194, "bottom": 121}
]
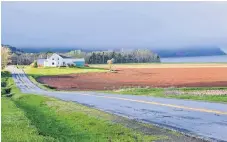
[
  {"left": 1, "top": 71, "right": 55, "bottom": 141},
  {"left": 28, "top": 75, "right": 57, "bottom": 91},
  {"left": 105, "top": 87, "right": 227, "bottom": 103},
  {"left": 1, "top": 97, "right": 55, "bottom": 141},
  {"left": 12, "top": 94, "right": 165, "bottom": 141},
  {"left": 2, "top": 71, "right": 185, "bottom": 142}
]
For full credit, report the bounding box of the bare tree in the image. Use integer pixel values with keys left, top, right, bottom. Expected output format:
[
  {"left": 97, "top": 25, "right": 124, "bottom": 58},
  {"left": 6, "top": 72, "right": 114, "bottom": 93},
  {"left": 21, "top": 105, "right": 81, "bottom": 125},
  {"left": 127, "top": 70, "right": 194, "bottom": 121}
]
[
  {"left": 107, "top": 58, "right": 114, "bottom": 71},
  {"left": 1, "top": 46, "right": 11, "bottom": 69}
]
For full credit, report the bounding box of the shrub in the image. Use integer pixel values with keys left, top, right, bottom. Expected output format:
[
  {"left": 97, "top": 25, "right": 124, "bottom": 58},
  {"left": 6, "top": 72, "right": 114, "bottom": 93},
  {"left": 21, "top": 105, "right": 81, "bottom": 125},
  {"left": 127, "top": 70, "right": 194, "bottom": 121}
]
[
  {"left": 1, "top": 88, "right": 6, "bottom": 95},
  {"left": 1, "top": 87, "right": 11, "bottom": 96},
  {"left": 1, "top": 71, "right": 11, "bottom": 78},
  {"left": 33, "top": 61, "right": 38, "bottom": 68},
  {"left": 6, "top": 93, "right": 13, "bottom": 97},
  {"left": 5, "top": 87, "right": 11, "bottom": 94},
  {"left": 1, "top": 82, "right": 6, "bottom": 87},
  {"left": 67, "top": 63, "right": 75, "bottom": 68},
  {"left": 44, "top": 84, "right": 56, "bottom": 90}
]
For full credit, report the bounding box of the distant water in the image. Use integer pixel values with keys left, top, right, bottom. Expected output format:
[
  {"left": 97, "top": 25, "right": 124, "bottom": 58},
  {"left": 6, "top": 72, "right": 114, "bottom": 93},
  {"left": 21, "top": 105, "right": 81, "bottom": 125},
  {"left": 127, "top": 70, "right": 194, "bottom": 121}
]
[{"left": 161, "top": 55, "right": 227, "bottom": 63}]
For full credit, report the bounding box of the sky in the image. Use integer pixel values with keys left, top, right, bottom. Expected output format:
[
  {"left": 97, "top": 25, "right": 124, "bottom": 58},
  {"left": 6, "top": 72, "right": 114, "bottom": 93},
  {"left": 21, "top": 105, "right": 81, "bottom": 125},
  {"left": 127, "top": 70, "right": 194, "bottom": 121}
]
[{"left": 2, "top": 1, "right": 227, "bottom": 51}]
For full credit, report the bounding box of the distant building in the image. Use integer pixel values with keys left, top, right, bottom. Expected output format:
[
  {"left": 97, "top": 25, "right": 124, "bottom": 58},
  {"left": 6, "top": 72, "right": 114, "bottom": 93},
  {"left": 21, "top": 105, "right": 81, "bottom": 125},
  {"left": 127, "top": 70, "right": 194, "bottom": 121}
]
[
  {"left": 37, "top": 53, "right": 85, "bottom": 67},
  {"left": 37, "top": 59, "right": 46, "bottom": 66}
]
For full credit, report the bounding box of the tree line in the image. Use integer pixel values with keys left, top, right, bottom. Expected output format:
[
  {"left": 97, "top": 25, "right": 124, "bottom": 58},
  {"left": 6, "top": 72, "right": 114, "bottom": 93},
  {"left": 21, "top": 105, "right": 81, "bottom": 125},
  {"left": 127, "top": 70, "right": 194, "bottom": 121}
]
[
  {"left": 1, "top": 45, "right": 54, "bottom": 66},
  {"left": 66, "top": 49, "right": 160, "bottom": 64},
  {"left": 1, "top": 44, "right": 160, "bottom": 68}
]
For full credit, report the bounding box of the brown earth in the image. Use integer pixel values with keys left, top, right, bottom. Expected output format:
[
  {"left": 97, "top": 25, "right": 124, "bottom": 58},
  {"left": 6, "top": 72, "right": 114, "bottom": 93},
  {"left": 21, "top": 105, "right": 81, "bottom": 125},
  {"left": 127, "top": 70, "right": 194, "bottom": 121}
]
[{"left": 37, "top": 68, "right": 227, "bottom": 91}]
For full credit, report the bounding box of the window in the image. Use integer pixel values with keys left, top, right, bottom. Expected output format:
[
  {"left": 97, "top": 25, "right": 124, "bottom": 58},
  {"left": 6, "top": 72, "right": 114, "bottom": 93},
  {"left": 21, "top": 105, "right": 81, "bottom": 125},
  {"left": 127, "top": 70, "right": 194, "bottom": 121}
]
[
  {"left": 52, "top": 58, "right": 54, "bottom": 60},
  {"left": 52, "top": 62, "right": 54, "bottom": 65},
  {"left": 58, "top": 58, "right": 59, "bottom": 60}
]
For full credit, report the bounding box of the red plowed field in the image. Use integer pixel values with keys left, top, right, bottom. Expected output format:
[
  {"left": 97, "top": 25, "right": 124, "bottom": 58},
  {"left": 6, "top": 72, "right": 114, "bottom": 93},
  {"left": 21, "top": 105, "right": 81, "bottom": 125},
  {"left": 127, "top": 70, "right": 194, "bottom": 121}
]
[{"left": 37, "top": 68, "right": 227, "bottom": 91}]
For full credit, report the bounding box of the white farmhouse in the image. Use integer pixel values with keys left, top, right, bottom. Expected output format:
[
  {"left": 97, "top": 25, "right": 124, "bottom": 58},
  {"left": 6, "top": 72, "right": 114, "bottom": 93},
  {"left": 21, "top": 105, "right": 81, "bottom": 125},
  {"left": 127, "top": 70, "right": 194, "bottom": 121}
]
[{"left": 37, "top": 53, "right": 85, "bottom": 67}]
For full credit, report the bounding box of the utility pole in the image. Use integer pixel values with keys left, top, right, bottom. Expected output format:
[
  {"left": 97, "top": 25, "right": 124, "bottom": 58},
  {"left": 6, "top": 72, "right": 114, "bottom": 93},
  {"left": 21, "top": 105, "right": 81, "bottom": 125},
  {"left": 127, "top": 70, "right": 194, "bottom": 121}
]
[
  {"left": 121, "top": 48, "right": 123, "bottom": 64},
  {"left": 103, "top": 52, "right": 104, "bottom": 64}
]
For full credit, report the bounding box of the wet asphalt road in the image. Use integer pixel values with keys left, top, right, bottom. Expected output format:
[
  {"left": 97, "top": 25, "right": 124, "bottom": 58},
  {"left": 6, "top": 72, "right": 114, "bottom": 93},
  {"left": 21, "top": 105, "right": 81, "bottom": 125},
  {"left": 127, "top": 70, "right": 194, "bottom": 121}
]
[{"left": 7, "top": 66, "right": 227, "bottom": 142}]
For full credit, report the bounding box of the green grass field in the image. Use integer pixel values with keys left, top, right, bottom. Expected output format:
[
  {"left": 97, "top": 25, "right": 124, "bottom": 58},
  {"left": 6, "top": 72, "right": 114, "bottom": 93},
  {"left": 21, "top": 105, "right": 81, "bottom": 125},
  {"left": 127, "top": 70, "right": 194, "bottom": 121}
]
[
  {"left": 23, "top": 66, "right": 107, "bottom": 79},
  {"left": 22, "top": 66, "right": 108, "bottom": 90},
  {"left": 2, "top": 71, "right": 182, "bottom": 142},
  {"left": 105, "top": 87, "right": 227, "bottom": 103}
]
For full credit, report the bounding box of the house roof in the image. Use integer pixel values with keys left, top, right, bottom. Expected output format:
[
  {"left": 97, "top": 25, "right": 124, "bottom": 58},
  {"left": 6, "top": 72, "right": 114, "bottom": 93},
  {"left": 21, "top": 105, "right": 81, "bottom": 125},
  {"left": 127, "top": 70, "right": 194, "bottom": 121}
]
[
  {"left": 47, "top": 53, "right": 84, "bottom": 60},
  {"left": 58, "top": 54, "right": 72, "bottom": 59}
]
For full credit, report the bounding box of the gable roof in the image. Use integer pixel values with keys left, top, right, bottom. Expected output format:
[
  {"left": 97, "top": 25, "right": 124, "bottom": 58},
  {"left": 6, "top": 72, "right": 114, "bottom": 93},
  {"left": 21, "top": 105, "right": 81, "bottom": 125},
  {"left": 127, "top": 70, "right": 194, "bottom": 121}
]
[
  {"left": 58, "top": 54, "right": 72, "bottom": 59},
  {"left": 47, "top": 53, "right": 84, "bottom": 60}
]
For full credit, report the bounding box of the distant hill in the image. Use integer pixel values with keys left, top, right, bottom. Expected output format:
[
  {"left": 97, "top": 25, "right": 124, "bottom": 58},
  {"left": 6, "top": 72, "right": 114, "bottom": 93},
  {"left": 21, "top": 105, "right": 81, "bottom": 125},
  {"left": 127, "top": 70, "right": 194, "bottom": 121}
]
[
  {"left": 19, "top": 47, "right": 97, "bottom": 53},
  {"left": 152, "top": 47, "right": 226, "bottom": 58},
  {"left": 17, "top": 47, "right": 132, "bottom": 53},
  {"left": 1, "top": 44, "right": 23, "bottom": 53},
  {"left": 221, "top": 48, "right": 227, "bottom": 54},
  {"left": 3, "top": 45, "right": 225, "bottom": 58},
  {"left": 20, "top": 48, "right": 70, "bottom": 53}
]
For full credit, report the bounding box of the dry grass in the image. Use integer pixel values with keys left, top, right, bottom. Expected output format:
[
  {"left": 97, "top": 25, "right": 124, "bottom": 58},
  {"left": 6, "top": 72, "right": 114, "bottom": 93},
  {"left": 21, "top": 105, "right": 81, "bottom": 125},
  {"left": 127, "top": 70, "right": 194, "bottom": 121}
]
[{"left": 90, "top": 63, "right": 227, "bottom": 69}]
